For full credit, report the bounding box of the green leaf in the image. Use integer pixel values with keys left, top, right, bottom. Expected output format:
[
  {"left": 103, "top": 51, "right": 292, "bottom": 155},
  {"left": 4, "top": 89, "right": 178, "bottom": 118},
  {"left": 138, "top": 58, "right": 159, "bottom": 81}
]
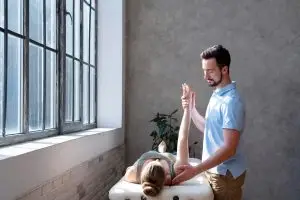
[
  {"left": 150, "top": 116, "right": 159, "bottom": 122},
  {"left": 171, "top": 117, "right": 178, "bottom": 122},
  {"left": 170, "top": 109, "right": 178, "bottom": 115},
  {"left": 150, "top": 130, "right": 157, "bottom": 138},
  {"left": 169, "top": 133, "right": 178, "bottom": 140},
  {"left": 166, "top": 124, "right": 173, "bottom": 130},
  {"left": 158, "top": 125, "right": 167, "bottom": 136},
  {"left": 161, "top": 118, "right": 168, "bottom": 124}
]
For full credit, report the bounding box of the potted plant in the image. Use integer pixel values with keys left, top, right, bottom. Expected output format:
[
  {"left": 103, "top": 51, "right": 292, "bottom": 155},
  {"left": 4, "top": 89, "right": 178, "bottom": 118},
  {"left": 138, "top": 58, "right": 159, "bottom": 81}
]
[
  {"left": 149, "top": 109, "right": 180, "bottom": 154},
  {"left": 149, "top": 109, "right": 199, "bottom": 156}
]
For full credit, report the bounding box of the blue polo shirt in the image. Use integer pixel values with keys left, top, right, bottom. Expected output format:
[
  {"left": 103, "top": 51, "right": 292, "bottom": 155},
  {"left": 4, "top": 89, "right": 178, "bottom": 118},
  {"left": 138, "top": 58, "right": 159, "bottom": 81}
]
[{"left": 202, "top": 81, "right": 246, "bottom": 178}]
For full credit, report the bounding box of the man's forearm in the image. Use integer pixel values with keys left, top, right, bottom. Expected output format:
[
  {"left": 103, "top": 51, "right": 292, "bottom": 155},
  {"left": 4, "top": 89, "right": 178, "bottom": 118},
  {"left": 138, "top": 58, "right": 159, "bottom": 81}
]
[
  {"left": 191, "top": 108, "right": 205, "bottom": 133},
  {"left": 195, "top": 146, "right": 236, "bottom": 174}
]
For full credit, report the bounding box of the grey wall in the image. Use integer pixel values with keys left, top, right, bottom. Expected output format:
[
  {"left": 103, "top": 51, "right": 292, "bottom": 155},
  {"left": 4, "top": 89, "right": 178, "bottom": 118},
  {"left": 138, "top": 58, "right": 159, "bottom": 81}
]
[{"left": 125, "top": 0, "right": 300, "bottom": 199}]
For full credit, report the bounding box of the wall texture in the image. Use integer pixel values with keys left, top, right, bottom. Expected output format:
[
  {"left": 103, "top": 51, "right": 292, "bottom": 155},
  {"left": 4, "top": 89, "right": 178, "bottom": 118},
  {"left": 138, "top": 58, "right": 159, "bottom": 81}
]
[
  {"left": 17, "top": 145, "right": 125, "bottom": 200},
  {"left": 125, "top": 0, "right": 300, "bottom": 199}
]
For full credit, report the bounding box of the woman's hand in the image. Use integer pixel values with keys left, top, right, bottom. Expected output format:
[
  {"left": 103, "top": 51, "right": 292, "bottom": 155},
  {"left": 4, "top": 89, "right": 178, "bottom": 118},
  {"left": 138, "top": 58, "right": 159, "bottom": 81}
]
[{"left": 181, "top": 83, "right": 195, "bottom": 111}]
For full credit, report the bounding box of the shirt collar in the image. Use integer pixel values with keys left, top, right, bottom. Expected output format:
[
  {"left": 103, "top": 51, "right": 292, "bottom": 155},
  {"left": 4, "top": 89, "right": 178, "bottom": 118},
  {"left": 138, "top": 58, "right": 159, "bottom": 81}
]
[{"left": 213, "top": 81, "right": 236, "bottom": 96}]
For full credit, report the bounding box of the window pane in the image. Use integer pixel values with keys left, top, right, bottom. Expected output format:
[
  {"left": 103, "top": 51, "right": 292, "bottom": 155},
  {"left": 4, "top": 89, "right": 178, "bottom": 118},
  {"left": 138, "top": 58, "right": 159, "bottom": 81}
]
[
  {"left": 45, "top": 50, "right": 56, "bottom": 129},
  {"left": 83, "top": 64, "right": 89, "bottom": 124},
  {"left": 0, "top": 0, "right": 4, "bottom": 28},
  {"left": 66, "top": 0, "right": 73, "bottom": 55},
  {"left": 46, "top": 0, "right": 56, "bottom": 48},
  {"left": 74, "top": 0, "right": 80, "bottom": 59},
  {"left": 29, "top": 0, "right": 44, "bottom": 43},
  {"left": 0, "top": 32, "right": 4, "bottom": 133},
  {"left": 29, "top": 43, "right": 43, "bottom": 131},
  {"left": 83, "top": 4, "right": 90, "bottom": 63},
  {"left": 90, "top": 10, "right": 95, "bottom": 65},
  {"left": 8, "top": 1, "right": 23, "bottom": 34},
  {"left": 90, "top": 67, "right": 95, "bottom": 123},
  {"left": 74, "top": 60, "right": 80, "bottom": 121},
  {"left": 65, "top": 57, "right": 73, "bottom": 121},
  {"left": 91, "top": 0, "right": 95, "bottom": 8},
  {"left": 6, "top": 35, "right": 23, "bottom": 135}
]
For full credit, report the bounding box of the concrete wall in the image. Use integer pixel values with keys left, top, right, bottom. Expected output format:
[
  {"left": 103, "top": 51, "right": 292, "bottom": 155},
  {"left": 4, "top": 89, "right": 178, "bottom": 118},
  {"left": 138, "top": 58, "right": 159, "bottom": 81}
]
[{"left": 125, "top": 0, "right": 300, "bottom": 199}]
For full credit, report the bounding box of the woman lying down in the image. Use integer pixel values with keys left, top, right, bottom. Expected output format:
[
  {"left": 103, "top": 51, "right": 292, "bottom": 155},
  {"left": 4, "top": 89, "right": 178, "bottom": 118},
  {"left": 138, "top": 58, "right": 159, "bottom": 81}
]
[{"left": 124, "top": 84, "right": 195, "bottom": 197}]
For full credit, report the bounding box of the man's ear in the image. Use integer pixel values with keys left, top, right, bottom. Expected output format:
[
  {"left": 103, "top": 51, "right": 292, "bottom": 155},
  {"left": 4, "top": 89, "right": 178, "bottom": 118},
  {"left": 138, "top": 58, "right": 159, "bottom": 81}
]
[{"left": 222, "top": 66, "right": 229, "bottom": 74}]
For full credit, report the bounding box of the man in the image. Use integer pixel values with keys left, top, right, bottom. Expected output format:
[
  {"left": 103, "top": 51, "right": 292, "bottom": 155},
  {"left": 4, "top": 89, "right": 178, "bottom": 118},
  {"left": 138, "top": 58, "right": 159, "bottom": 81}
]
[{"left": 172, "top": 45, "right": 247, "bottom": 200}]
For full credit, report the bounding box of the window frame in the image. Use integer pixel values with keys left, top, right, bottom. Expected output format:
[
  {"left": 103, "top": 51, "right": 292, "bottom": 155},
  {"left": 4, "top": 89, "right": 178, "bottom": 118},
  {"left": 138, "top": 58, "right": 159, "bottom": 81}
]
[
  {"left": 61, "top": 0, "right": 98, "bottom": 133},
  {"left": 0, "top": 0, "right": 98, "bottom": 147}
]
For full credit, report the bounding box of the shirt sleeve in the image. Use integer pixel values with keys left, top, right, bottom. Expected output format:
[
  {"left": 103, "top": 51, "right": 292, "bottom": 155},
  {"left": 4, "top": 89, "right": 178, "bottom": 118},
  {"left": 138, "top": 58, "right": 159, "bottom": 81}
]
[{"left": 222, "top": 99, "right": 245, "bottom": 132}]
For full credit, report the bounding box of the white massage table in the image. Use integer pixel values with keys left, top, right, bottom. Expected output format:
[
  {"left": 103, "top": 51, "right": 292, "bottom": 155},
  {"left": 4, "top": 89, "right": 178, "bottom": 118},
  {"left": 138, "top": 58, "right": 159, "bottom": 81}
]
[{"left": 109, "top": 158, "right": 214, "bottom": 200}]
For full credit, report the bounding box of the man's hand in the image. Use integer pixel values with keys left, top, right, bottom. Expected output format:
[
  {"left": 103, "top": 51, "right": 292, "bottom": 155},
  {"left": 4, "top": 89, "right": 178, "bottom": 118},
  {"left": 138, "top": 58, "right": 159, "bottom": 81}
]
[
  {"left": 172, "top": 164, "right": 199, "bottom": 185},
  {"left": 164, "top": 175, "right": 172, "bottom": 186}
]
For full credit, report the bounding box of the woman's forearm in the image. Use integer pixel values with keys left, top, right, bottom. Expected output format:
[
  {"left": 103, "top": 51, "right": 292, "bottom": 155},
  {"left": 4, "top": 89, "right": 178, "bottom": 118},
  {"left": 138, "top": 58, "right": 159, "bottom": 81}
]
[
  {"left": 178, "top": 109, "right": 191, "bottom": 140},
  {"left": 176, "top": 108, "right": 191, "bottom": 163}
]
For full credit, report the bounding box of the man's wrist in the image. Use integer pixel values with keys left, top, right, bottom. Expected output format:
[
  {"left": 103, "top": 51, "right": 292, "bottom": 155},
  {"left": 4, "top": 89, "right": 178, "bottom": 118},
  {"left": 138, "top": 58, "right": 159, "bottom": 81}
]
[{"left": 195, "top": 164, "right": 204, "bottom": 174}]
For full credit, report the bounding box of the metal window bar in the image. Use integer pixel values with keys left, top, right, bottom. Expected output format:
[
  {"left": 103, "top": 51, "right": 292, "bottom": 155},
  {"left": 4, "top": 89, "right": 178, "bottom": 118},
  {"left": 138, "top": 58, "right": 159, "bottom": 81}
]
[
  {"left": 94, "top": 0, "right": 98, "bottom": 125},
  {"left": 55, "top": 0, "right": 59, "bottom": 131},
  {"left": 72, "top": 0, "right": 75, "bottom": 122},
  {"left": 65, "top": 53, "right": 94, "bottom": 68},
  {"left": 5, "top": 30, "right": 25, "bottom": 39},
  {"left": 28, "top": 39, "right": 57, "bottom": 52},
  {"left": 23, "top": 0, "right": 29, "bottom": 134},
  {"left": 64, "top": 0, "right": 73, "bottom": 123},
  {"left": 88, "top": 2, "right": 91, "bottom": 124},
  {"left": 83, "top": 0, "right": 90, "bottom": 7},
  {"left": 83, "top": 0, "right": 96, "bottom": 9},
  {"left": 58, "top": 0, "right": 66, "bottom": 134},
  {"left": 42, "top": 0, "right": 46, "bottom": 130},
  {"left": 79, "top": 0, "right": 83, "bottom": 126},
  {"left": 2, "top": 0, "right": 8, "bottom": 137}
]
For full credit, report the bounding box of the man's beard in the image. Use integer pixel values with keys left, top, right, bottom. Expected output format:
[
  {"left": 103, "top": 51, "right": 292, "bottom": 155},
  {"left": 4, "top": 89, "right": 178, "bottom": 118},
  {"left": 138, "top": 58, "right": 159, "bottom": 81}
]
[{"left": 207, "top": 73, "right": 222, "bottom": 87}]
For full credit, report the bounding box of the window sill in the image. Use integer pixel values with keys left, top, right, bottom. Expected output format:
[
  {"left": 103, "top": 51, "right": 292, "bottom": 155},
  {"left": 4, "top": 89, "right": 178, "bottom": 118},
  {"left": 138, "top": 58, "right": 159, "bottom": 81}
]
[
  {"left": 0, "top": 128, "right": 118, "bottom": 160},
  {"left": 0, "top": 127, "right": 125, "bottom": 200}
]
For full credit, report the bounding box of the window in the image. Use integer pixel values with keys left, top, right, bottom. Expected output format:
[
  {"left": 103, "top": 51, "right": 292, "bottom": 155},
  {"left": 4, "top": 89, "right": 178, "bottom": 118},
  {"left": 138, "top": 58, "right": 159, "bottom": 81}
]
[{"left": 0, "top": 0, "right": 97, "bottom": 146}]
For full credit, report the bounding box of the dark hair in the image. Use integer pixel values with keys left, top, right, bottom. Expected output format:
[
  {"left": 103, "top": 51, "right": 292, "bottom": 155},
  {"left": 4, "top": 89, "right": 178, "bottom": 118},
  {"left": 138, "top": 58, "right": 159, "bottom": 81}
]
[{"left": 200, "top": 45, "right": 231, "bottom": 69}]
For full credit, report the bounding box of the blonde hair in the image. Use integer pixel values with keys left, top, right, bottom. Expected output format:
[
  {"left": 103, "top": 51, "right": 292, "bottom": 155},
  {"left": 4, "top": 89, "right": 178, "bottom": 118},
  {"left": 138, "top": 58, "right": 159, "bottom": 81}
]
[{"left": 140, "top": 160, "right": 166, "bottom": 197}]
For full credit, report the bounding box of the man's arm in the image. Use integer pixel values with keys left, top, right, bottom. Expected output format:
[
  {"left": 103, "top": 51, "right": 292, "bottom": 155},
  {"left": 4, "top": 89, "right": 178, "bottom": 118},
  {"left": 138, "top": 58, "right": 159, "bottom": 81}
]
[
  {"left": 172, "top": 128, "right": 240, "bottom": 185},
  {"left": 181, "top": 89, "right": 206, "bottom": 133},
  {"left": 195, "top": 128, "right": 240, "bottom": 173},
  {"left": 195, "top": 98, "right": 245, "bottom": 172},
  {"left": 191, "top": 108, "right": 205, "bottom": 133},
  {"left": 172, "top": 99, "right": 245, "bottom": 185}
]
